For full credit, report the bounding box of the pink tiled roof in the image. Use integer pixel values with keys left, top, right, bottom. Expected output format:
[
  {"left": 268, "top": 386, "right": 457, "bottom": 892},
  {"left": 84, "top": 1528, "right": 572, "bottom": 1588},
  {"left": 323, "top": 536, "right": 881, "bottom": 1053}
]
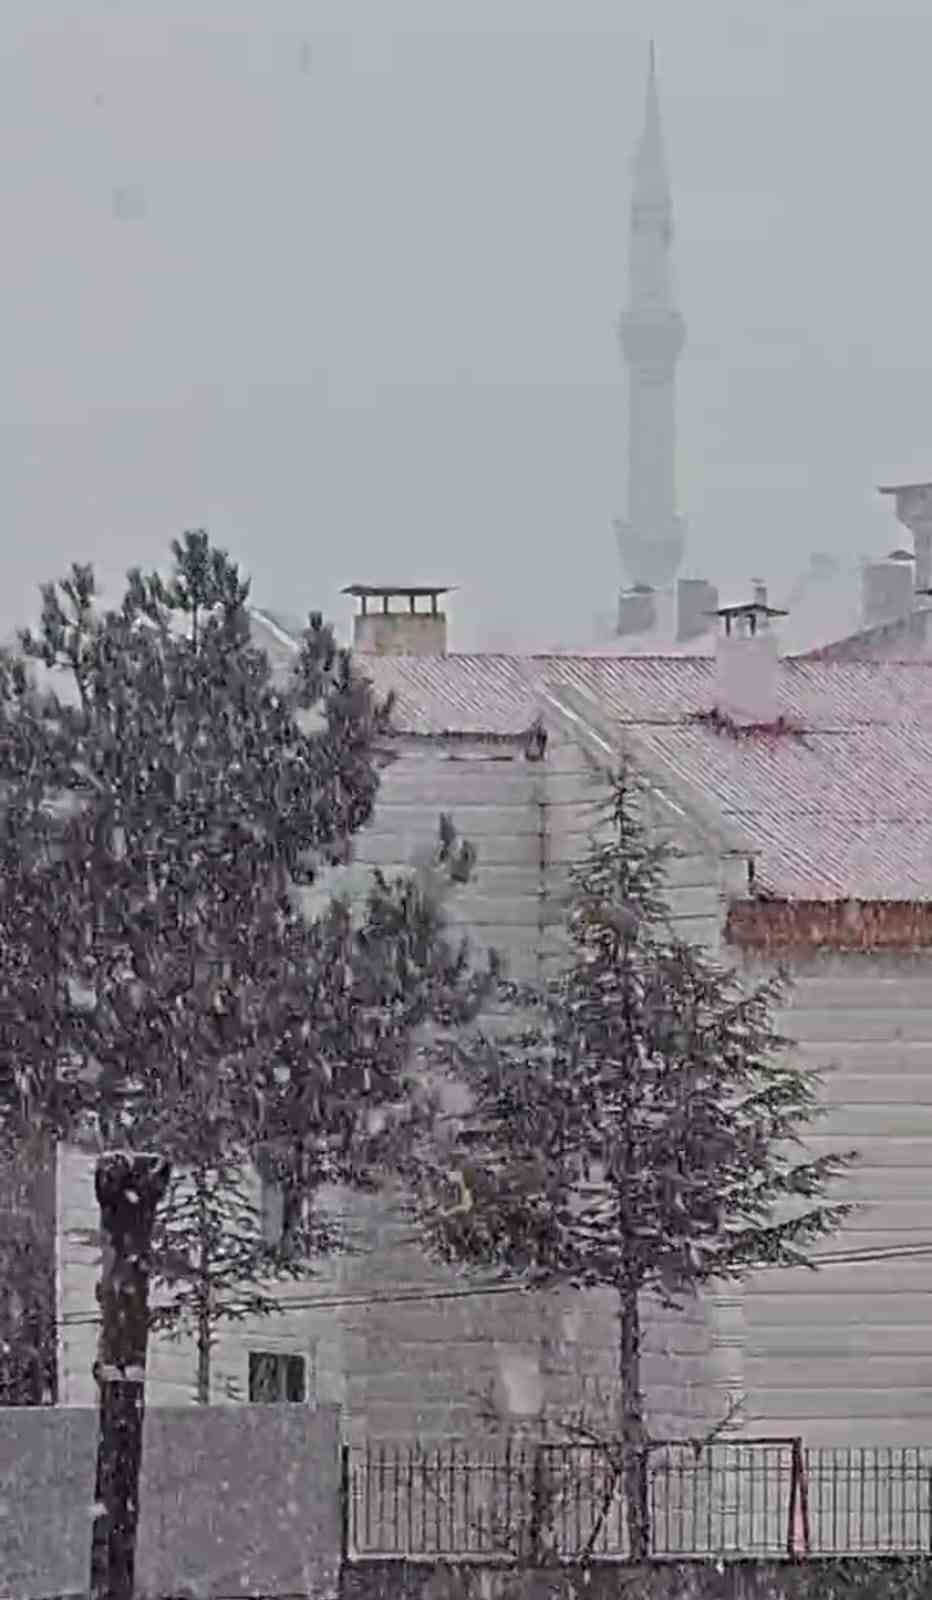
[{"left": 357, "top": 653, "right": 932, "bottom": 903}]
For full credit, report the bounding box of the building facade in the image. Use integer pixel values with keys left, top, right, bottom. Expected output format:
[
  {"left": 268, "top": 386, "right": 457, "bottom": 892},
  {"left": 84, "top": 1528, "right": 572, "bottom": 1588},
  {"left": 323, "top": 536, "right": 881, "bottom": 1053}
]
[{"left": 54, "top": 602, "right": 932, "bottom": 1449}]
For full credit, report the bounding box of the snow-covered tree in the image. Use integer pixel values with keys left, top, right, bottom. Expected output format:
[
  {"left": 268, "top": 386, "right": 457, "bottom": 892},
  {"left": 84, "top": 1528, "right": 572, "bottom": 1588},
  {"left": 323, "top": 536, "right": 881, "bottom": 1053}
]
[
  {"left": 415, "top": 765, "right": 855, "bottom": 1559},
  {"left": 0, "top": 533, "right": 489, "bottom": 1589},
  {"left": 0, "top": 1130, "right": 56, "bottom": 1404}
]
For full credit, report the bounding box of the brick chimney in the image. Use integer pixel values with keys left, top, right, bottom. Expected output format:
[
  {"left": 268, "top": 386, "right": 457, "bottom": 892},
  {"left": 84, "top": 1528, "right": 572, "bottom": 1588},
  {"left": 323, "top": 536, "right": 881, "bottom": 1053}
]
[
  {"left": 713, "top": 581, "right": 786, "bottom": 726},
  {"left": 676, "top": 577, "right": 719, "bottom": 644},
  {"left": 878, "top": 482, "right": 932, "bottom": 592},
  {"left": 860, "top": 558, "right": 914, "bottom": 629},
  {"left": 344, "top": 585, "right": 450, "bottom": 656}
]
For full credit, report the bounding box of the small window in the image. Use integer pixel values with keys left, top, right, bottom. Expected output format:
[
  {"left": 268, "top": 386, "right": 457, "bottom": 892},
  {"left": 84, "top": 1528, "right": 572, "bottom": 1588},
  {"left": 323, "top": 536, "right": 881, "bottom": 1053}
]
[{"left": 248, "top": 1350, "right": 307, "bottom": 1404}]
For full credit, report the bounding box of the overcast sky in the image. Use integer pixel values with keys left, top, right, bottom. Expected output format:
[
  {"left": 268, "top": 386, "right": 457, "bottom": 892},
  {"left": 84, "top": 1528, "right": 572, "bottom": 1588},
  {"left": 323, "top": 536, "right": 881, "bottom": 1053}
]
[{"left": 2, "top": 0, "right": 929, "bottom": 650}]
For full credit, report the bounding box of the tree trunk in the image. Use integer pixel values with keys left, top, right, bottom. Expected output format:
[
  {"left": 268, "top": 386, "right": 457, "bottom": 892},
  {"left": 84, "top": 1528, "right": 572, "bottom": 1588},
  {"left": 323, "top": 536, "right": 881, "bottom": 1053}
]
[
  {"left": 89, "top": 1151, "right": 170, "bottom": 1600},
  {"left": 195, "top": 1171, "right": 211, "bottom": 1404},
  {"left": 617, "top": 1278, "right": 650, "bottom": 1562}
]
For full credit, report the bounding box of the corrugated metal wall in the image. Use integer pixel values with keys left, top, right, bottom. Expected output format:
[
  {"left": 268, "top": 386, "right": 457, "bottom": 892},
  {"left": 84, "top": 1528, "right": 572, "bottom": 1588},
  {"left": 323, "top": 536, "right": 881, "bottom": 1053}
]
[{"left": 735, "top": 955, "right": 932, "bottom": 1446}]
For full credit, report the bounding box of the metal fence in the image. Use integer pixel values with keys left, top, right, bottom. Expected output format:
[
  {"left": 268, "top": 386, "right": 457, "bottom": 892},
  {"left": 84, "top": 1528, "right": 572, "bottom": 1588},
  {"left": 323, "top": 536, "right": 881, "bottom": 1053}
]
[
  {"left": 806, "top": 1446, "right": 932, "bottom": 1555},
  {"left": 344, "top": 1440, "right": 932, "bottom": 1562}
]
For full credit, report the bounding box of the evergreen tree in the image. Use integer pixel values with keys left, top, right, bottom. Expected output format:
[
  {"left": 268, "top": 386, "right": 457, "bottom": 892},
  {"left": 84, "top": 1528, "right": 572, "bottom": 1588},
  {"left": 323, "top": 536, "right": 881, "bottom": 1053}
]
[
  {"left": 0, "top": 1131, "right": 56, "bottom": 1405},
  {"left": 147, "top": 817, "right": 489, "bottom": 1401},
  {"left": 0, "top": 533, "right": 491, "bottom": 1593},
  {"left": 414, "top": 765, "right": 855, "bottom": 1560},
  {"left": 0, "top": 532, "right": 492, "bottom": 1406}
]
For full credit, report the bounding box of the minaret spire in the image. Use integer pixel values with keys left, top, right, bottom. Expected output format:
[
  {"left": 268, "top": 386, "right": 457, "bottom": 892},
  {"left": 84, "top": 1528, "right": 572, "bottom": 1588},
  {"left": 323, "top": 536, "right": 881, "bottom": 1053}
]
[{"left": 614, "top": 45, "right": 686, "bottom": 603}]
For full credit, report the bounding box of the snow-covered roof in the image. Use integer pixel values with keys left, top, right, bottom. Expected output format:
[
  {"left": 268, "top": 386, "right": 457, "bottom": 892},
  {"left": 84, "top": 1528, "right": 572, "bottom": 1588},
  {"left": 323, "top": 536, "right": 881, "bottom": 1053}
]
[
  {"left": 350, "top": 651, "right": 932, "bottom": 905},
  {"left": 803, "top": 606, "right": 932, "bottom": 663},
  {"left": 15, "top": 602, "right": 932, "bottom": 905}
]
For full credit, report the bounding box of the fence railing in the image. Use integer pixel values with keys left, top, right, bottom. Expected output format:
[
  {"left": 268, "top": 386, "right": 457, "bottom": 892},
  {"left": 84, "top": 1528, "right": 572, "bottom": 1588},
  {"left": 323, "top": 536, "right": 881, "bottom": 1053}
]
[
  {"left": 344, "top": 1440, "right": 932, "bottom": 1562},
  {"left": 806, "top": 1446, "right": 932, "bottom": 1555}
]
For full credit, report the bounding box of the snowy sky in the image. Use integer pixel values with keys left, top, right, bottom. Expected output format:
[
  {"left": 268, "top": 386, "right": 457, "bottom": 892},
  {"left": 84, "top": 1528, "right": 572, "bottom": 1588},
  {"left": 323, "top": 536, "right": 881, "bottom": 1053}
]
[{"left": 1, "top": 0, "right": 928, "bottom": 649}]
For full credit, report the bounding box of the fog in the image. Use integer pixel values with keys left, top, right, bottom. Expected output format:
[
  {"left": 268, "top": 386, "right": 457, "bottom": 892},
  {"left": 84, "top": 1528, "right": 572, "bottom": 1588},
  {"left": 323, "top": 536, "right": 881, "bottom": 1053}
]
[{"left": 2, "top": 0, "right": 927, "bottom": 649}]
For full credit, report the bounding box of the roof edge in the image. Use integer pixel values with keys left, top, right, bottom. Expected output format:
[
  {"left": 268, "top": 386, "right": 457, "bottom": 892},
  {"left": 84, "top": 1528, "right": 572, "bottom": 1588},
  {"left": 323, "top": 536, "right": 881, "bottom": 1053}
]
[
  {"left": 539, "top": 680, "right": 758, "bottom": 864},
  {"left": 727, "top": 897, "right": 932, "bottom": 952}
]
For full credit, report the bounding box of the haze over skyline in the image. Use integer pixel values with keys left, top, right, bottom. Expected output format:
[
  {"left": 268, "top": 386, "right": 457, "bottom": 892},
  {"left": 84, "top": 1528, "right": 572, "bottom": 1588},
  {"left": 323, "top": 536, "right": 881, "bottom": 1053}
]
[{"left": 2, "top": 0, "right": 929, "bottom": 650}]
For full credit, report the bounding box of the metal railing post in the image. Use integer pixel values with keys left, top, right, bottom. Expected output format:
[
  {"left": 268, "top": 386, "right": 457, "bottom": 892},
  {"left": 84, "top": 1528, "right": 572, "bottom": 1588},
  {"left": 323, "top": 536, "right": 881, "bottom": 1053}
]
[{"left": 339, "top": 1442, "right": 351, "bottom": 1564}]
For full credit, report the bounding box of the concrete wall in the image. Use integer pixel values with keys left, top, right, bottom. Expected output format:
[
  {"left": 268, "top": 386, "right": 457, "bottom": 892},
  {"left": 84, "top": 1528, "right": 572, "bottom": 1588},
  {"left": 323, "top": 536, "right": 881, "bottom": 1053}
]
[
  {"left": 0, "top": 1402, "right": 341, "bottom": 1600},
  {"left": 354, "top": 612, "right": 447, "bottom": 657},
  {"left": 341, "top": 1559, "right": 932, "bottom": 1600}
]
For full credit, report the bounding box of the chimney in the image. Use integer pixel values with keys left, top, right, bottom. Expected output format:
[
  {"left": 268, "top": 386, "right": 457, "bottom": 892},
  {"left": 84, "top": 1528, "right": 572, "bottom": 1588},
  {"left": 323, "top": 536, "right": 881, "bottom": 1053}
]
[
  {"left": 344, "top": 584, "right": 450, "bottom": 656},
  {"left": 713, "top": 585, "right": 786, "bottom": 727},
  {"left": 878, "top": 482, "right": 932, "bottom": 592},
  {"left": 860, "top": 559, "right": 914, "bottom": 629},
  {"left": 617, "top": 584, "right": 657, "bottom": 639},
  {"left": 676, "top": 577, "right": 719, "bottom": 644}
]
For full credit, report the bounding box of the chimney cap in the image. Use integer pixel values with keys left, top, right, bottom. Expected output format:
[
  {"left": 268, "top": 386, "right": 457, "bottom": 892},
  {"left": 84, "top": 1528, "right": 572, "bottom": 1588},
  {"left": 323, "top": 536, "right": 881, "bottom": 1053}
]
[
  {"left": 712, "top": 599, "right": 788, "bottom": 621},
  {"left": 713, "top": 598, "right": 788, "bottom": 641},
  {"left": 343, "top": 583, "right": 454, "bottom": 600},
  {"left": 879, "top": 481, "right": 932, "bottom": 495},
  {"left": 887, "top": 548, "right": 915, "bottom": 562}
]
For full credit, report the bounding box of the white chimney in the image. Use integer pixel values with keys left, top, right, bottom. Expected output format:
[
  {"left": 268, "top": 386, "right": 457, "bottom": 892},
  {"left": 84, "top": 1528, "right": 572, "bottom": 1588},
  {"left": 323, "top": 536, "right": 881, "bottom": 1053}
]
[
  {"left": 617, "top": 585, "right": 657, "bottom": 638},
  {"left": 860, "top": 557, "right": 914, "bottom": 628},
  {"left": 878, "top": 482, "right": 932, "bottom": 592},
  {"left": 676, "top": 577, "right": 719, "bottom": 644},
  {"left": 713, "top": 583, "right": 785, "bottom": 727}
]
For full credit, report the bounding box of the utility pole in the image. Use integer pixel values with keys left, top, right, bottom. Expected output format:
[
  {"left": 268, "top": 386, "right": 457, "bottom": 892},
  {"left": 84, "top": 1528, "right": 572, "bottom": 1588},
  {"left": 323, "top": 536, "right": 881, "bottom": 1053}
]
[{"left": 89, "top": 1151, "right": 171, "bottom": 1600}]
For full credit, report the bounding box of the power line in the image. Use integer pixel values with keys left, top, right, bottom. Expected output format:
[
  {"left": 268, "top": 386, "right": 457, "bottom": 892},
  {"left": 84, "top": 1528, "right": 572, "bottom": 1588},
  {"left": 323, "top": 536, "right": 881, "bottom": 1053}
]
[
  {"left": 60, "top": 1278, "right": 529, "bottom": 1329},
  {"left": 58, "top": 1238, "right": 932, "bottom": 1330}
]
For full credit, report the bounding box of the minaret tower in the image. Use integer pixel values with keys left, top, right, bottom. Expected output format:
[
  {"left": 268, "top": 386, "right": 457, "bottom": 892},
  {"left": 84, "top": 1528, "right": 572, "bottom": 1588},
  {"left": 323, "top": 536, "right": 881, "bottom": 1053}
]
[{"left": 615, "top": 44, "right": 686, "bottom": 602}]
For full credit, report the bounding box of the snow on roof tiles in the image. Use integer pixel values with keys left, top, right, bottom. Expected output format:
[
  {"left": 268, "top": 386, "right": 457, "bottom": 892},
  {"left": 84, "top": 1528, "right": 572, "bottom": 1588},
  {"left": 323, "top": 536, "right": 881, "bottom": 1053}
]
[
  {"left": 356, "top": 652, "right": 932, "bottom": 903},
  {"left": 246, "top": 613, "right": 932, "bottom": 903}
]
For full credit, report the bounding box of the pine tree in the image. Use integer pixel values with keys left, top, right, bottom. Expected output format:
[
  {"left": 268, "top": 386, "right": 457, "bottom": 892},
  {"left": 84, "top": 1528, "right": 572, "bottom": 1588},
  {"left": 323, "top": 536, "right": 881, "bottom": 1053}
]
[
  {"left": 0, "top": 1130, "right": 56, "bottom": 1404},
  {"left": 150, "top": 1159, "right": 324, "bottom": 1405},
  {"left": 415, "top": 765, "right": 856, "bottom": 1560},
  {"left": 0, "top": 531, "right": 492, "bottom": 1591},
  {"left": 146, "top": 820, "right": 490, "bottom": 1403}
]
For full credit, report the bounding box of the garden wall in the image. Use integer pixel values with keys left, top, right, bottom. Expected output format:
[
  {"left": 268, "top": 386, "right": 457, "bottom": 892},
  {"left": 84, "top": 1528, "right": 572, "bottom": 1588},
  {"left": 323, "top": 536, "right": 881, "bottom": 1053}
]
[{"left": 0, "top": 1402, "right": 341, "bottom": 1600}]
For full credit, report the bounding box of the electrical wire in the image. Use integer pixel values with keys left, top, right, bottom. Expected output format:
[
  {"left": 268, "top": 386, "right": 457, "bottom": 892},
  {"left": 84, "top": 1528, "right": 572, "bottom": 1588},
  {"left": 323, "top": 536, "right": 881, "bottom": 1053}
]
[{"left": 58, "top": 1237, "right": 932, "bottom": 1329}]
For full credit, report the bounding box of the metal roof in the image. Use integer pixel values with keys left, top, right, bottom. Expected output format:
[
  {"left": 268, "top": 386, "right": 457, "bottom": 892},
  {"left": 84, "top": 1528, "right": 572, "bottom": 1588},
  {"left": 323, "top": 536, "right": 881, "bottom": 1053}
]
[{"left": 357, "top": 652, "right": 932, "bottom": 903}]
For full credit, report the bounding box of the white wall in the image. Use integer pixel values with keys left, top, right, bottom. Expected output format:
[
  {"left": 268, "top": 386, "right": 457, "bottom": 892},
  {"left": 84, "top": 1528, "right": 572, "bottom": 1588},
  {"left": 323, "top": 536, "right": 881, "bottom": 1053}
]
[{"left": 732, "top": 954, "right": 932, "bottom": 1447}]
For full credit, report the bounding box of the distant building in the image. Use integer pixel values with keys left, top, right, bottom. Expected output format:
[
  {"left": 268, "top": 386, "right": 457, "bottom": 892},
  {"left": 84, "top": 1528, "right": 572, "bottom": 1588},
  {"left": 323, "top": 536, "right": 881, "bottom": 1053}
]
[
  {"left": 614, "top": 46, "right": 687, "bottom": 606},
  {"left": 803, "top": 483, "right": 932, "bottom": 661},
  {"left": 607, "top": 54, "right": 929, "bottom": 661}
]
